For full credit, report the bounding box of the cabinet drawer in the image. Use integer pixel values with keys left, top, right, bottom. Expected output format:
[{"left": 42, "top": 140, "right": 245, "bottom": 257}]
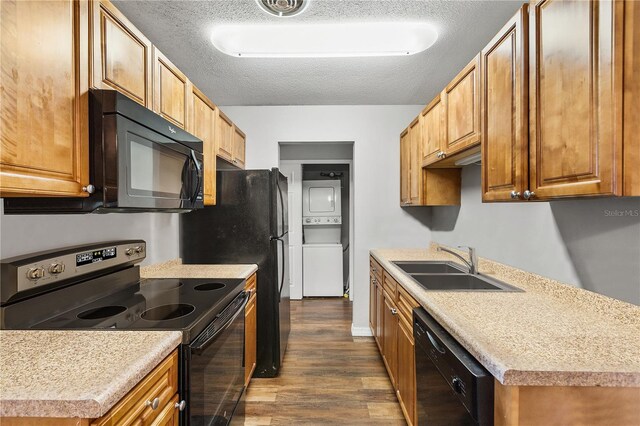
[
  {"left": 397, "top": 285, "right": 419, "bottom": 326},
  {"left": 92, "top": 350, "right": 178, "bottom": 426},
  {"left": 383, "top": 271, "right": 397, "bottom": 298}
]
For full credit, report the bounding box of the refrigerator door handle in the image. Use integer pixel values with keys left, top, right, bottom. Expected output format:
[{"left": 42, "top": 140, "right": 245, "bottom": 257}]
[{"left": 275, "top": 237, "right": 286, "bottom": 297}]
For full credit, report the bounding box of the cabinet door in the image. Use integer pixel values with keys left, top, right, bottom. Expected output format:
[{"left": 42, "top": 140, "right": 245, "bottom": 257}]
[
  {"left": 216, "top": 110, "right": 234, "bottom": 162},
  {"left": 187, "top": 85, "right": 216, "bottom": 205},
  {"left": 444, "top": 54, "right": 481, "bottom": 156},
  {"left": 409, "top": 117, "right": 422, "bottom": 205},
  {"left": 397, "top": 317, "right": 416, "bottom": 426},
  {"left": 481, "top": 6, "right": 529, "bottom": 202},
  {"left": 375, "top": 282, "right": 384, "bottom": 352},
  {"left": 0, "top": 0, "right": 89, "bottom": 197},
  {"left": 151, "top": 395, "right": 180, "bottom": 426},
  {"left": 153, "top": 48, "right": 188, "bottom": 129},
  {"left": 89, "top": 0, "right": 152, "bottom": 107},
  {"left": 233, "top": 126, "right": 246, "bottom": 169},
  {"left": 382, "top": 291, "right": 398, "bottom": 388},
  {"left": 624, "top": 0, "right": 640, "bottom": 196},
  {"left": 400, "top": 129, "right": 410, "bottom": 205},
  {"left": 421, "top": 95, "right": 445, "bottom": 166},
  {"left": 244, "top": 292, "right": 257, "bottom": 386},
  {"left": 529, "top": 0, "right": 623, "bottom": 199},
  {"left": 369, "top": 273, "right": 377, "bottom": 337}
]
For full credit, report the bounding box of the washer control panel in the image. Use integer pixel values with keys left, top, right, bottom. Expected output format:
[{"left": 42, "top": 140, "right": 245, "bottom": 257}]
[{"left": 303, "top": 216, "right": 342, "bottom": 225}]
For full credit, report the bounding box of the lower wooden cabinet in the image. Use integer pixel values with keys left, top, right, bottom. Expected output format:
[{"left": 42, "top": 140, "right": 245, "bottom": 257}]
[
  {"left": 244, "top": 273, "right": 257, "bottom": 386},
  {"left": 369, "top": 256, "right": 418, "bottom": 426}
]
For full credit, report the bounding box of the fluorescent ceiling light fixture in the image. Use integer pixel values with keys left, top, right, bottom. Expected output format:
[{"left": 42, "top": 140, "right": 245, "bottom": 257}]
[{"left": 211, "top": 22, "right": 438, "bottom": 58}]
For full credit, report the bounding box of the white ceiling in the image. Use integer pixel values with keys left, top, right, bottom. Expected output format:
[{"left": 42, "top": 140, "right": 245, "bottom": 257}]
[{"left": 112, "top": 0, "right": 523, "bottom": 106}]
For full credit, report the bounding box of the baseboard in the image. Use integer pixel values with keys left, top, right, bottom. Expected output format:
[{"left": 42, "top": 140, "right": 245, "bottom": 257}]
[{"left": 351, "top": 324, "right": 373, "bottom": 337}]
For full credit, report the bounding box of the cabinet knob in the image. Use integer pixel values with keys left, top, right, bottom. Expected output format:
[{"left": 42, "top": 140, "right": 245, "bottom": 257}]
[
  {"left": 510, "top": 191, "right": 521, "bottom": 200},
  {"left": 175, "top": 400, "right": 187, "bottom": 411},
  {"left": 441, "top": 152, "right": 447, "bottom": 158},
  {"left": 523, "top": 190, "right": 536, "bottom": 200},
  {"left": 82, "top": 184, "right": 96, "bottom": 194},
  {"left": 436, "top": 151, "right": 443, "bottom": 158},
  {"left": 391, "top": 308, "right": 397, "bottom": 315},
  {"left": 146, "top": 397, "right": 160, "bottom": 410}
]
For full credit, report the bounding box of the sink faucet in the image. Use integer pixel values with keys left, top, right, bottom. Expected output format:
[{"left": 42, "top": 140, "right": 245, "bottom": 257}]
[{"left": 436, "top": 245, "right": 478, "bottom": 274}]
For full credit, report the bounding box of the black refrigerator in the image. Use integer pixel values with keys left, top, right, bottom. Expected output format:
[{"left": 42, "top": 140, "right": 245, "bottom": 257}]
[{"left": 180, "top": 168, "right": 290, "bottom": 378}]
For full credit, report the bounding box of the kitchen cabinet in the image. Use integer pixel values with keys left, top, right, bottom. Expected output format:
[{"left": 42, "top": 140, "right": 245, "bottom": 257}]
[
  {"left": 233, "top": 126, "right": 246, "bottom": 169},
  {"left": 216, "top": 110, "right": 234, "bottom": 163},
  {"left": 400, "top": 128, "right": 411, "bottom": 204},
  {"left": 483, "top": 1, "right": 637, "bottom": 201},
  {"left": 443, "top": 54, "right": 481, "bottom": 157},
  {"left": 421, "top": 95, "right": 446, "bottom": 167},
  {"left": 244, "top": 273, "right": 257, "bottom": 386},
  {"left": 92, "top": 350, "right": 180, "bottom": 425},
  {"left": 400, "top": 120, "right": 461, "bottom": 207},
  {"left": 481, "top": 5, "right": 529, "bottom": 202},
  {"left": 153, "top": 47, "right": 189, "bottom": 129},
  {"left": 0, "top": 0, "right": 90, "bottom": 198},
  {"left": 369, "top": 257, "right": 418, "bottom": 426},
  {"left": 187, "top": 84, "right": 217, "bottom": 205},
  {"left": 89, "top": 0, "right": 153, "bottom": 107},
  {"left": 408, "top": 117, "right": 422, "bottom": 205},
  {"left": 528, "top": 0, "right": 623, "bottom": 199}
]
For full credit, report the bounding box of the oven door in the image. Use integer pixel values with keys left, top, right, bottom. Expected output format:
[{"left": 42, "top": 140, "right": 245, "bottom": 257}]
[
  {"left": 182, "top": 291, "right": 248, "bottom": 425},
  {"left": 108, "top": 114, "right": 202, "bottom": 210}
]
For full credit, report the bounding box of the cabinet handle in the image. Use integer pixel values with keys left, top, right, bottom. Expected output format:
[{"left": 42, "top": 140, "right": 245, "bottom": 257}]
[
  {"left": 523, "top": 190, "right": 536, "bottom": 200},
  {"left": 441, "top": 152, "right": 447, "bottom": 158},
  {"left": 146, "top": 397, "right": 160, "bottom": 410},
  {"left": 436, "top": 151, "right": 442, "bottom": 158},
  {"left": 175, "top": 400, "right": 187, "bottom": 411},
  {"left": 510, "top": 191, "right": 521, "bottom": 200},
  {"left": 82, "top": 184, "right": 96, "bottom": 194},
  {"left": 391, "top": 308, "right": 397, "bottom": 315}
]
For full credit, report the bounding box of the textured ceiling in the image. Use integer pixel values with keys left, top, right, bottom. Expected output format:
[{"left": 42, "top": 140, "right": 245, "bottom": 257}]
[{"left": 112, "top": 0, "right": 523, "bottom": 106}]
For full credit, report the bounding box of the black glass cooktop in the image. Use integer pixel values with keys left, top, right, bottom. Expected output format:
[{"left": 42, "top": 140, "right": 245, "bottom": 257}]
[{"left": 32, "top": 277, "right": 245, "bottom": 343}]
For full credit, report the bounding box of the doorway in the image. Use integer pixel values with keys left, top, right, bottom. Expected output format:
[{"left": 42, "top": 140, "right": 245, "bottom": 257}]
[{"left": 278, "top": 142, "right": 354, "bottom": 301}]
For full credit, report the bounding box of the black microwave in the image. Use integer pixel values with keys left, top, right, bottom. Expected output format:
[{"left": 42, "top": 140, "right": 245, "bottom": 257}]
[{"left": 4, "top": 89, "right": 203, "bottom": 214}]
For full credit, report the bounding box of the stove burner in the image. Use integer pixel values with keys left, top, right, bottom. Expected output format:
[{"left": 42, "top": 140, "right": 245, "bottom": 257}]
[
  {"left": 194, "top": 282, "right": 226, "bottom": 291},
  {"left": 77, "top": 305, "right": 127, "bottom": 320},
  {"left": 141, "top": 304, "right": 195, "bottom": 321}
]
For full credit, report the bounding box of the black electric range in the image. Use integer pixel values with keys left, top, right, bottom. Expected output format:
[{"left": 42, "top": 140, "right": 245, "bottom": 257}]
[{"left": 0, "top": 240, "right": 248, "bottom": 425}]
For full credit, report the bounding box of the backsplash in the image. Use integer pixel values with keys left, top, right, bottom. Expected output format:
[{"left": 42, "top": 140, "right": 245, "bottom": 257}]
[
  {"left": 0, "top": 204, "right": 179, "bottom": 266},
  {"left": 430, "top": 166, "right": 640, "bottom": 305}
]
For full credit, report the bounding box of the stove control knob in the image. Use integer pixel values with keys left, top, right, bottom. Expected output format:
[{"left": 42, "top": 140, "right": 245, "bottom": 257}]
[
  {"left": 125, "top": 248, "right": 134, "bottom": 256},
  {"left": 48, "top": 263, "right": 65, "bottom": 275},
  {"left": 26, "top": 267, "right": 45, "bottom": 280},
  {"left": 134, "top": 245, "right": 144, "bottom": 253}
]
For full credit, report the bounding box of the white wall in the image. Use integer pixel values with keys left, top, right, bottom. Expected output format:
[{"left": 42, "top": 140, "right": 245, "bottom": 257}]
[
  {"left": 432, "top": 166, "right": 640, "bottom": 305},
  {"left": 0, "top": 205, "right": 180, "bottom": 266},
  {"left": 222, "top": 105, "right": 429, "bottom": 331}
]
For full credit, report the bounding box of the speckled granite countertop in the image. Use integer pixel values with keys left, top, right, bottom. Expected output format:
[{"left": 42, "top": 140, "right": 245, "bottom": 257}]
[
  {"left": 140, "top": 259, "right": 257, "bottom": 280},
  {"left": 371, "top": 244, "right": 640, "bottom": 387},
  {"left": 0, "top": 330, "right": 181, "bottom": 418}
]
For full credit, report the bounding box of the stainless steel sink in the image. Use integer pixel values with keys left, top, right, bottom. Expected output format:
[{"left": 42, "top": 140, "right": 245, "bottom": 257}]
[
  {"left": 409, "top": 273, "right": 522, "bottom": 292},
  {"left": 392, "top": 261, "right": 466, "bottom": 274}
]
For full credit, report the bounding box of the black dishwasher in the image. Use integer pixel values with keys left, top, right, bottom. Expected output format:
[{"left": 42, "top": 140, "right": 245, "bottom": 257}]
[{"left": 414, "top": 308, "right": 494, "bottom": 426}]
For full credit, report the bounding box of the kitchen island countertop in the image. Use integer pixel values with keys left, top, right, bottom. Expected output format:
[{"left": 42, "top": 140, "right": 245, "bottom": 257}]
[
  {"left": 371, "top": 244, "right": 640, "bottom": 388},
  {"left": 0, "top": 330, "right": 181, "bottom": 418}
]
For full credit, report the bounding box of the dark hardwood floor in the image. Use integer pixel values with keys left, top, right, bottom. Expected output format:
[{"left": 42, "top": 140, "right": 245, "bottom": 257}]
[{"left": 241, "top": 298, "right": 405, "bottom": 425}]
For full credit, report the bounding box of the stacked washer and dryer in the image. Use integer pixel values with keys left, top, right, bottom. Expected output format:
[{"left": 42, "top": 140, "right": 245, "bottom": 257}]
[{"left": 302, "top": 180, "right": 344, "bottom": 297}]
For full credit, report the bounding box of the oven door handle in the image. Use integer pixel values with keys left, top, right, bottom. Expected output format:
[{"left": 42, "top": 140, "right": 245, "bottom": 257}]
[{"left": 191, "top": 292, "right": 248, "bottom": 354}]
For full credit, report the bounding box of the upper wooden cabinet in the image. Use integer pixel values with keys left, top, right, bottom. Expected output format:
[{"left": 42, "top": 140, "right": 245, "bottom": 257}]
[
  {"left": 233, "top": 126, "right": 246, "bottom": 169},
  {"left": 89, "top": 0, "right": 152, "bottom": 107},
  {"left": 0, "top": 0, "right": 90, "bottom": 197},
  {"left": 408, "top": 117, "right": 423, "bottom": 205},
  {"left": 443, "top": 54, "right": 481, "bottom": 157},
  {"left": 400, "top": 128, "right": 410, "bottom": 205},
  {"left": 187, "top": 84, "right": 216, "bottom": 205},
  {"left": 528, "top": 0, "right": 623, "bottom": 199},
  {"left": 153, "top": 48, "right": 189, "bottom": 129},
  {"left": 216, "top": 110, "right": 234, "bottom": 162},
  {"left": 421, "top": 95, "right": 445, "bottom": 167},
  {"left": 481, "top": 5, "right": 529, "bottom": 202}
]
